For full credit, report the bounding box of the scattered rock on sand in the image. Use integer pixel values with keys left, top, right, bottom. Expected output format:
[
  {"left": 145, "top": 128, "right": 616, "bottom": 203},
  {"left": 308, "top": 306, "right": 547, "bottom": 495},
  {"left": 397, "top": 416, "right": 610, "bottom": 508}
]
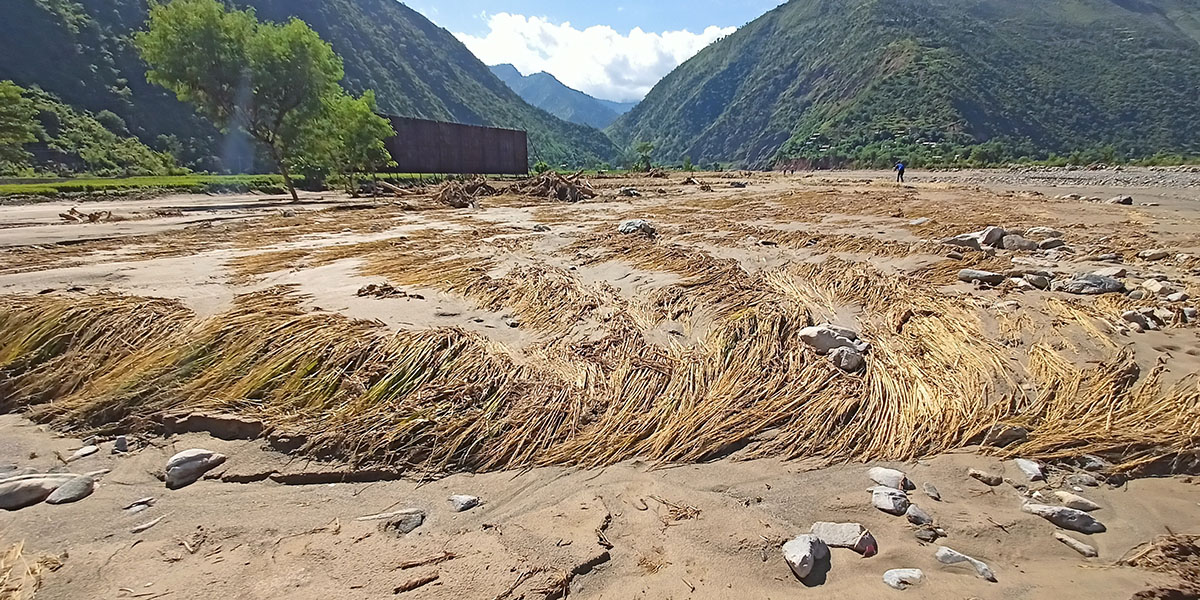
[
  {"left": 1185, "top": 307, "right": 1198, "bottom": 322},
  {"left": 1142, "top": 279, "right": 1176, "bottom": 296},
  {"left": 1054, "top": 532, "right": 1098, "bottom": 558},
  {"left": 1107, "top": 195, "right": 1133, "bottom": 205},
  {"left": 958, "top": 269, "right": 1005, "bottom": 286},
  {"left": 935, "top": 546, "right": 996, "bottom": 582},
  {"left": 922, "top": 482, "right": 942, "bottom": 502},
  {"left": 829, "top": 346, "right": 866, "bottom": 373},
  {"left": 1066, "top": 473, "right": 1101, "bottom": 487},
  {"left": 1128, "top": 290, "right": 1148, "bottom": 300},
  {"left": 906, "top": 504, "right": 934, "bottom": 526},
  {"left": 1024, "top": 274, "right": 1051, "bottom": 290},
  {"left": 942, "top": 234, "right": 983, "bottom": 251},
  {"left": 810, "top": 522, "right": 878, "bottom": 556},
  {"left": 67, "top": 445, "right": 99, "bottom": 462},
  {"left": 969, "top": 468, "right": 1003, "bottom": 486},
  {"left": 1137, "top": 249, "right": 1169, "bottom": 261},
  {"left": 870, "top": 486, "right": 910, "bottom": 516},
  {"left": 165, "top": 449, "right": 227, "bottom": 489},
  {"left": 380, "top": 509, "right": 427, "bottom": 535},
  {"left": 915, "top": 527, "right": 942, "bottom": 543},
  {"left": 868, "top": 467, "right": 913, "bottom": 491},
  {"left": 449, "top": 494, "right": 480, "bottom": 512},
  {"left": 1093, "top": 267, "right": 1127, "bottom": 278},
  {"left": 883, "top": 568, "right": 925, "bottom": 590},
  {"left": 1014, "top": 458, "right": 1044, "bottom": 481},
  {"left": 113, "top": 435, "right": 129, "bottom": 453},
  {"left": 1022, "top": 503, "right": 1106, "bottom": 534},
  {"left": 618, "top": 219, "right": 654, "bottom": 235},
  {"left": 45, "top": 474, "right": 95, "bottom": 504},
  {"left": 1039, "top": 238, "right": 1067, "bottom": 250},
  {"left": 1166, "top": 292, "right": 1189, "bottom": 302},
  {"left": 1052, "top": 273, "right": 1125, "bottom": 295},
  {"left": 783, "top": 534, "right": 829, "bottom": 580},
  {"left": 619, "top": 188, "right": 641, "bottom": 198},
  {"left": 909, "top": 217, "right": 931, "bottom": 226},
  {"left": 532, "top": 224, "right": 550, "bottom": 232},
  {"left": 1052, "top": 491, "right": 1101, "bottom": 512},
  {"left": 799, "top": 324, "right": 869, "bottom": 355},
  {"left": 1122, "top": 310, "right": 1157, "bottom": 331},
  {"left": 1024, "top": 227, "right": 1063, "bottom": 239},
  {"left": 0, "top": 474, "right": 76, "bottom": 510},
  {"left": 1002, "top": 235, "right": 1039, "bottom": 251}
]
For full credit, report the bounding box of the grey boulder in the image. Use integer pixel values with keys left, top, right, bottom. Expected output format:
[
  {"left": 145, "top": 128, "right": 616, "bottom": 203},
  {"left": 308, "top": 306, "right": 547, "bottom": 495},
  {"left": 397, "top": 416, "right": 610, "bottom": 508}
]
[
  {"left": 1053, "top": 273, "right": 1125, "bottom": 295},
  {"left": 783, "top": 534, "right": 829, "bottom": 580},
  {"left": 829, "top": 346, "right": 866, "bottom": 373},
  {"left": 380, "top": 509, "right": 427, "bottom": 535},
  {"left": 958, "top": 269, "right": 1005, "bottom": 286},
  {"left": 905, "top": 504, "right": 934, "bottom": 526},
  {"left": 867, "top": 467, "right": 913, "bottom": 490},
  {"left": 618, "top": 219, "right": 654, "bottom": 235},
  {"left": 883, "top": 568, "right": 925, "bottom": 590},
  {"left": 1052, "top": 491, "right": 1101, "bottom": 512},
  {"left": 45, "top": 474, "right": 95, "bottom": 505},
  {"left": 165, "top": 449, "right": 227, "bottom": 489},
  {"left": 449, "top": 494, "right": 480, "bottom": 512},
  {"left": 0, "top": 474, "right": 76, "bottom": 510},
  {"left": 935, "top": 546, "right": 996, "bottom": 582},
  {"left": 870, "top": 486, "right": 910, "bottom": 516},
  {"left": 1001, "top": 235, "right": 1039, "bottom": 251},
  {"left": 1022, "top": 503, "right": 1106, "bottom": 534},
  {"left": 799, "top": 324, "right": 869, "bottom": 355},
  {"left": 810, "top": 521, "right": 878, "bottom": 556}
]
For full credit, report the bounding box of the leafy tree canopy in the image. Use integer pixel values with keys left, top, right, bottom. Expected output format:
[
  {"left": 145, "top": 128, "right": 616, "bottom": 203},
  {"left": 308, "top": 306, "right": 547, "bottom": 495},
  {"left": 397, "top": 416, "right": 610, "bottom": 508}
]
[{"left": 136, "top": 0, "right": 391, "bottom": 198}]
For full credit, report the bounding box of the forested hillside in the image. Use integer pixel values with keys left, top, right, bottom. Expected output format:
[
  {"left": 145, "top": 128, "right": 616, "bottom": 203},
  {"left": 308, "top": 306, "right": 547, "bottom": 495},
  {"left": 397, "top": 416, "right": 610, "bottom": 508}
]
[
  {"left": 0, "top": 0, "right": 617, "bottom": 172},
  {"left": 608, "top": 0, "right": 1200, "bottom": 168}
]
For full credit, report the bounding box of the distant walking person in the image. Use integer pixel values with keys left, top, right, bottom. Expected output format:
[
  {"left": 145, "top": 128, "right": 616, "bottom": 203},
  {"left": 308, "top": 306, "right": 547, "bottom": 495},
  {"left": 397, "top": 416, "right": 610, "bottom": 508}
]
[{"left": 895, "top": 161, "right": 906, "bottom": 183}]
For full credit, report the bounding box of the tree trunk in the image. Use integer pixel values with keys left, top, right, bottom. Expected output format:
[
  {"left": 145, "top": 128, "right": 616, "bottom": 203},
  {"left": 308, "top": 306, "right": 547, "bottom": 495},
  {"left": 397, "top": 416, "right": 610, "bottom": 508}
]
[{"left": 268, "top": 143, "right": 299, "bottom": 202}]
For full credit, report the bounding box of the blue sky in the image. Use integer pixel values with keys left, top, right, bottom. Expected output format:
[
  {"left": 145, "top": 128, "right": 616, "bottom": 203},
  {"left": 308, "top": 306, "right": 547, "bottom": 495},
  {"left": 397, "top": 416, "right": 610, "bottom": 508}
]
[
  {"left": 402, "top": 1, "right": 786, "bottom": 102},
  {"left": 405, "top": 1, "right": 784, "bottom": 36}
]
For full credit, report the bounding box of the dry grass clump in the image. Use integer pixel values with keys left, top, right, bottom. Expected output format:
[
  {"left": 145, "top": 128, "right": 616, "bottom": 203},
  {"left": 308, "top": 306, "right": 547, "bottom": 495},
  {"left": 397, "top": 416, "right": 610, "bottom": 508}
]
[
  {"left": 0, "top": 542, "right": 62, "bottom": 600},
  {"left": 2, "top": 178, "right": 1197, "bottom": 475},
  {"left": 4, "top": 245, "right": 1196, "bottom": 475}
]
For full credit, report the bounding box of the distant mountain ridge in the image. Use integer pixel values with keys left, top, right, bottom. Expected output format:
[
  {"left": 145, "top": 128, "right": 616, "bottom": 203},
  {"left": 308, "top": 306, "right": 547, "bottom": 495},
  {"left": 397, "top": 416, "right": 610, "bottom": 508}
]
[
  {"left": 491, "top": 64, "right": 637, "bottom": 129},
  {"left": 608, "top": 0, "right": 1200, "bottom": 168},
  {"left": 0, "top": 0, "right": 618, "bottom": 171}
]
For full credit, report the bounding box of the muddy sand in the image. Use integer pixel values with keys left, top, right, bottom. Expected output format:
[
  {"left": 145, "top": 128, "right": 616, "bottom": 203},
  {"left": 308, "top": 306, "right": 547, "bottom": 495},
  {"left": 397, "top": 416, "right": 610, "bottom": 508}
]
[{"left": 1, "top": 169, "right": 1199, "bottom": 599}]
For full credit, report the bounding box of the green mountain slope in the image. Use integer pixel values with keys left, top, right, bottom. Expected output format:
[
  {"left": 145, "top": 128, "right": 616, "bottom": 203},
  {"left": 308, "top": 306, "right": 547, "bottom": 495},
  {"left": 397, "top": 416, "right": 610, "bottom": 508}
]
[
  {"left": 607, "top": 0, "right": 1200, "bottom": 167},
  {"left": 490, "top": 64, "right": 634, "bottom": 129},
  {"left": 0, "top": 0, "right": 616, "bottom": 171}
]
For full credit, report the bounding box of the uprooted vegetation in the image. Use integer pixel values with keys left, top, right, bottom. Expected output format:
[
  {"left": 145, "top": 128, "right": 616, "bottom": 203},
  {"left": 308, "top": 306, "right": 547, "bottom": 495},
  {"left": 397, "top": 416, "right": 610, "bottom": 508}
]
[
  {"left": 0, "top": 175, "right": 1197, "bottom": 477},
  {"left": 507, "top": 170, "right": 597, "bottom": 202}
]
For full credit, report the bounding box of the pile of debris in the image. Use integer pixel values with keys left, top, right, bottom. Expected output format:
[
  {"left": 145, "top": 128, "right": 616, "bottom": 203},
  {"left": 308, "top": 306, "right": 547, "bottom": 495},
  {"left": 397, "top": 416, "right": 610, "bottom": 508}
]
[
  {"left": 647, "top": 168, "right": 668, "bottom": 178},
  {"left": 434, "top": 176, "right": 500, "bottom": 209},
  {"left": 58, "top": 208, "right": 127, "bottom": 223},
  {"left": 508, "top": 170, "right": 597, "bottom": 203}
]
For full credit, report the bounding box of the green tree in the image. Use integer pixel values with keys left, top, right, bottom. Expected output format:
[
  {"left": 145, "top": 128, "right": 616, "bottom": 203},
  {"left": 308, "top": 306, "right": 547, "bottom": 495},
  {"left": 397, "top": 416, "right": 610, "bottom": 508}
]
[
  {"left": 532, "top": 160, "right": 551, "bottom": 173},
  {"left": 633, "top": 141, "right": 654, "bottom": 172},
  {"left": 681, "top": 155, "right": 695, "bottom": 172},
  {"left": 136, "top": 0, "right": 345, "bottom": 200},
  {"left": 0, "top": 81, "right": 41, "bottom": 174},
  {"left": 295, "top": 90, "right": 395, "bottom": 192}
]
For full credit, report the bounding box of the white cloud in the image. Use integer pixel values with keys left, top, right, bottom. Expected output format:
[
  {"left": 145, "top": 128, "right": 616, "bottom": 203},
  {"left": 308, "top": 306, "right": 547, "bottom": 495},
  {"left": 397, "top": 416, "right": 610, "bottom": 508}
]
[{"left": 455, "top": 13, "right": 734, "bottom": 103}]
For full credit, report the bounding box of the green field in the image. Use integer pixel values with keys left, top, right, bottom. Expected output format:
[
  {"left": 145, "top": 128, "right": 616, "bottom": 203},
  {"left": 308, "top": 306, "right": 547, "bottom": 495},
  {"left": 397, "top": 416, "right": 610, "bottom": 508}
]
[
  {"left": 0, "top": 175, "right": 292, "bottom": 198},
  {"left": 0, "top": 173, "right": 458, "bottom": 198}
]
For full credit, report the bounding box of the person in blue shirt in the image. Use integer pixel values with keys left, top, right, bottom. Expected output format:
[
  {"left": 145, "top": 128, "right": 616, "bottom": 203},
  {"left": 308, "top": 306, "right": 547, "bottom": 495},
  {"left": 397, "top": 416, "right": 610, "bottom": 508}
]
[{"left": 894, "top": 161, "right": 906, "bottom": 183}]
